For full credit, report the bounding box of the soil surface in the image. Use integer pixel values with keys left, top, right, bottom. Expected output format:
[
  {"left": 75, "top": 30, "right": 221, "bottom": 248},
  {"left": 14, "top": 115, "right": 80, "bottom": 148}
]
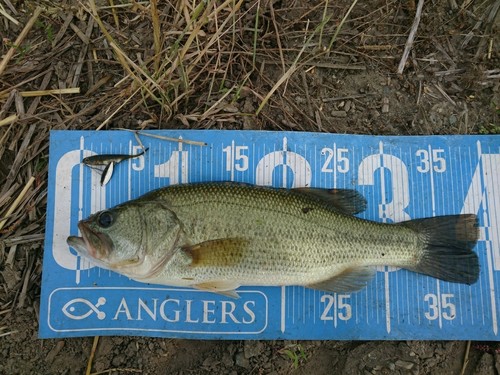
[{"left": 0, "top": 0, "right": 499, "bottom": 374}]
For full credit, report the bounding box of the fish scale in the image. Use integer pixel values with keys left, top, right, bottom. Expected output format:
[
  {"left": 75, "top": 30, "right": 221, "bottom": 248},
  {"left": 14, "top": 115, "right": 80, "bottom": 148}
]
[{"left": 131, "top": 185, "right": 430, "bottom": 280}]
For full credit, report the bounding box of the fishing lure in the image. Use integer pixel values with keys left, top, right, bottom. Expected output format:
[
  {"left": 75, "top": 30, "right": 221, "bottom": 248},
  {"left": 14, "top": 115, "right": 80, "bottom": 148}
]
[{"left": 83, "top": 148, "right": 148, "bottom": 186}]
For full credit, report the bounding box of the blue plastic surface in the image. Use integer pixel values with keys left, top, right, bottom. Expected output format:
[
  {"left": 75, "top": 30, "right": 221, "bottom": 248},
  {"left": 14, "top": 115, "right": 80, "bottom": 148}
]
[{"left": 40, "top": 130, "right": 500, "bottom": 340}]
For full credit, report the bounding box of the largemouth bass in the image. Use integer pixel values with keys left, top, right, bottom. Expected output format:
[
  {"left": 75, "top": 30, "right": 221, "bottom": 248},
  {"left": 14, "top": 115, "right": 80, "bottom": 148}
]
[{"left": 67, "top": 182, "right": 480, "bottom": 297}]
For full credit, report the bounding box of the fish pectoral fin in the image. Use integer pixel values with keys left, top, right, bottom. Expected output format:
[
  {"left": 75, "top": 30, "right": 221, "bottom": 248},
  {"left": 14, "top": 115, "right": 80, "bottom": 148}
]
[
  {"left": 181, "top": 238, "right": 249, "bottom": 267},
  {"left": 293, "top": 188, "right": 367, "bottom": 215},
  {"left": 307, "top": 266, "right": 376, "bottom": 293},
  {"left": 193, "top": 281, "right": 241, "bottom": 298}
]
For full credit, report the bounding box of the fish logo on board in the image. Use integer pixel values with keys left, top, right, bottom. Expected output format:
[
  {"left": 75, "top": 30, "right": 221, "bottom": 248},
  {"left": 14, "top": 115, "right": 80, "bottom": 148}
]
[{"left": 62, "top": 297, "right": 107, "bottom": 320}]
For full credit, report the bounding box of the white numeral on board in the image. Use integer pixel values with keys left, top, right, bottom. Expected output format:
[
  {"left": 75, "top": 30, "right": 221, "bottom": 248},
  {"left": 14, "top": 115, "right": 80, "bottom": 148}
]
[
  {"left": 154, "top": 148, "right": 188, "bottom": 184},
  {"left": 321, "top": 147, "right": 349, "bottom": 173},
  {"left": 416, "top": 148, "right": 446, "bottom": 173},
  {"left": 223, "top": 144, "right": 249, "bottom": 172},
  {"left": 131, "top": 145, "right": 145, "bottom": 171},
  {"left": 320, "top": 294, "right": 352, "bottom": 321},
  {"left": 424, "top": 293, "right": 456, "bottom": 321}
]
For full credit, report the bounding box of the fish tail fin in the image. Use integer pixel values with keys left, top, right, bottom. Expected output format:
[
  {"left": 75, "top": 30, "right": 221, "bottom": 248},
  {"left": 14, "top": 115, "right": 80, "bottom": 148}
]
[{"left": 401, "top": 214, "right": 480, "bottom": 285}]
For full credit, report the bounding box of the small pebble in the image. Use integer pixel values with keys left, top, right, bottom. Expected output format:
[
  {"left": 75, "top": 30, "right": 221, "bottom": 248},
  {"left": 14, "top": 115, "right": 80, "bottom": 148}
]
[
  {"left": 202, "top": 357, "right": 218, "bottom": 368},
  {"left": 45, "top": 341, "right": 65, "bottom": 364},
  {"left": 235, "top": 352, "right": 250, "bottom": 369},
  {"left": 244, "top": 341, "right": 265, "bottom": 359},
  {"left": 221, "top": 352, "right": 234, "bottom": 367},
  {"left": 381, "top": 97, "right": 389, "bottom": 113},
  {"left": 111, "top": 354, "right": 125, "bottom": 367},
  {"left": 395, "top": 359, "right": 414, "bottom": 370},
  {"left": 331, "top": 110, "right": 347, "bottom": 117},
  {"left": 474, "top": 353, "right": 494, "bottom": 375}
]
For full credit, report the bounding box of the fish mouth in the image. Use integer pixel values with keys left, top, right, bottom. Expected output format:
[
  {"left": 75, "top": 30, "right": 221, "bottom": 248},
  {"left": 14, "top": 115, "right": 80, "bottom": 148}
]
[{"left": 67, "top": 221, "right": 114, "bottom": 262}]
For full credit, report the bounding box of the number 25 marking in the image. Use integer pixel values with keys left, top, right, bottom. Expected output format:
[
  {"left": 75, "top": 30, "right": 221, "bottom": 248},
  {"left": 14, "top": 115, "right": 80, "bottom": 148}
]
[{"left": 321, "top": 147, "right": 349, "bottom": 173}]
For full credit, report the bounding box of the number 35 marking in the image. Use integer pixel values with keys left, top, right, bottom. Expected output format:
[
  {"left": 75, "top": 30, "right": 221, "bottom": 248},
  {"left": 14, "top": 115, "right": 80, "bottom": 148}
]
[{"left": 416, "top": 148, "right": 446, "bottom": 173}]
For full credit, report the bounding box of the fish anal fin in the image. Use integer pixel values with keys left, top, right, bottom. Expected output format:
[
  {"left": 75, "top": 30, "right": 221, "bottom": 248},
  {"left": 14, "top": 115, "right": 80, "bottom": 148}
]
[
  {"left": 193, "top": 281, "right": 241, "bottom": 298},
  {"left": 181, "top": 238, "right": 249, "bottom": 267},
  {"left": 294, "top": 188, "right": 367, "bottom": 215},
  {"left": 307, "top": 266, "right": 376, "bottom": 293}
]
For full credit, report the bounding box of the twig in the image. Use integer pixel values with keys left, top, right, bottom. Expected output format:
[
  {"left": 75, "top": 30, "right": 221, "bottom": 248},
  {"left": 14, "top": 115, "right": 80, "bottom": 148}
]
[
  {"left": 252, "top": 0, "right": 261, "bottom": 68},
  {"left": 269, "top": 1, "right": 285, "bottom": 74},
  {"left": 434, "top": 83, "right": 456, "bottom": 106},
  {"left": 460, "top": 340, "right": 471, "bottom": 375},
  {"left": 301, "top": 71, "right": 314, "bottom": 118},
  {"left": 0, "top": 2, "right": 19, "bottom": 25},
  {"left": 137, "top": 131, "right": 207, "bottom": 146},
  {"left": 397, "top": 0, "right": 425, "bottom": 74},
  {"left": 17, "top": 249, "right": 34, "bottom": 308},
  {"left": 3, "top": 234, "right": 45, "bottom": 247},
  {"left": 263, "top": 60, "right": 366, "bottom": 70},
  {"left": 0, "top": 88, "right": 80, "bottom": 99},
  {"left": 27, "top": 69, "right": 53, "bottom": 116},
  {"left": 86, "top": 336, "right": 100, "bottom": 375},
  {"left": 0, "top": 89, "right": 17, "bottom": 120},
  {"left": 90, "top": 368, "right": 142, "bottom": 375},
  {"left": 150, "top": 0, "right": 162, "bottom": 72},
  {"left": 4, "top": 121, "right": 30, "bottom": 160},
  {"left": 70, "top": 22, "right": 91, "bottom": 44},
  {"left": 71, "top": 18, "right": 95, "bottom": 87},
  {"left": 474, "top": 1, "right": 500, "bottom": 60},
  {"left": 0, "top": 7, "right": 43, "bottom": 75},
  {"left": 314, "top": 110, "right": 322, "bottom": 131},
  {"left": 256, "top": 15, "right": 332, "bottom": 115},
  {"left": 52, "top": 12, "right": 74, "bottom": 47},
  {"left": 108, "top": 0, "right": 120, "bottom": 29},
  {"left": 0, "top": 329, "right": 19, "bottom": 338},
  {"left": 0, "top": 176, "right": 35, "bottom": 231},
  {"left": 132, "top": 132, "right": 145, "bottom": 150},
  {"left": 322, "top": 94, "right": 368, "bottom": 102},
  {"left": 327, "top": 0, "right": 359, "bottom": 50},
  {"left": 96, "top": 87, "right": 141, "bottom": 130},
  {"left": 0, "top": 115, "right": 17, "bottom": 127},
  {"left": 6, "top": 244, "right": 17, "bottom": 266},
  {"left": 200, "top": 86, "right": 235, "bottom": 120}
]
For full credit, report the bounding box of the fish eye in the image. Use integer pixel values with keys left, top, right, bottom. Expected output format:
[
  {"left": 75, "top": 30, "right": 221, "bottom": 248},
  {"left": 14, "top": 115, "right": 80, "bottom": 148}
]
[{"left": 98, "top": 211, "right": 114, "bottom": 228}]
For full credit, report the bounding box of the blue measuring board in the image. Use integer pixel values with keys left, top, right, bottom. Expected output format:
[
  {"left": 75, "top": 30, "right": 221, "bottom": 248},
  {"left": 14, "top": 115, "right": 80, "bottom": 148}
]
[{"left": 40, "top": 130, "right": 500, "bottom": 340}]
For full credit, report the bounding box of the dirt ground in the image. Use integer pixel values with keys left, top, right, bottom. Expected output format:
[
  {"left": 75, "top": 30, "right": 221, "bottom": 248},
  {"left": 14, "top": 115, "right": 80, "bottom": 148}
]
[{"left": 0, "top": 0, "right": 499, "bottom": 374}]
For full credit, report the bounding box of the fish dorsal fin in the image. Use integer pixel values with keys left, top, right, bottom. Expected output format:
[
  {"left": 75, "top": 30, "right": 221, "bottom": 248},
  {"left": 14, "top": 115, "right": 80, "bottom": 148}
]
[
  {"left": 307, "top": 266, "right": 376, "bottom": 293},
  {"left": 293, "top": 188, "right": 367, "bottom": 215},
  {"left": 193, "top": 281, "right": 241, "bottom": 298},
  {"left": 181, "top": 238, "right": 249, "bottom": 267}
]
